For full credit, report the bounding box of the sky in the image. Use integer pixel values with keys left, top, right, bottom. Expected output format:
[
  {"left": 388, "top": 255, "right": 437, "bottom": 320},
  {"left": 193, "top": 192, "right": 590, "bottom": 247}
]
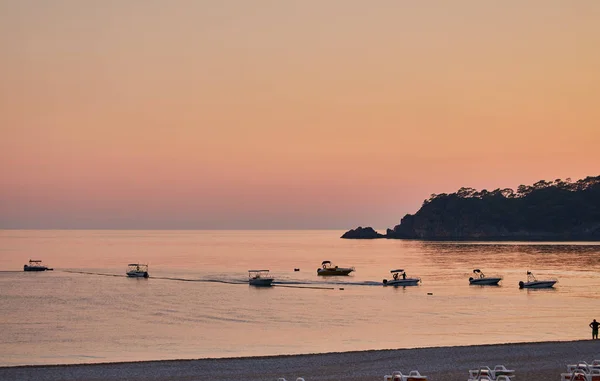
[{"left": 1, "top": 1, "right": 599, "bottom": 229}]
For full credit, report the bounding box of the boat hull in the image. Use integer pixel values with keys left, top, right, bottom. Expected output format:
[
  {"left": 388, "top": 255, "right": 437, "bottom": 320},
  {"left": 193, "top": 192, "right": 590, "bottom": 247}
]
[
  {"left": 519, "top": 280, "right": 556, "bottom": 288},
  {"left": 127, "top": 271, "right": 149, "bottom": 278},
  {"left": 383, "top": 278, "right": 420, "bottom": 286},
  {"left": 317, "top": 268, "right": 354, "bottom": 276},
  {"left": 249, "top": 278, "right": 274, "bottom": 287},
  {"left": 469, "top": 277, "right": 502, "bottom": 285},
  {"left": 24, "top": 266, "right": 51, "bottom": 272}
]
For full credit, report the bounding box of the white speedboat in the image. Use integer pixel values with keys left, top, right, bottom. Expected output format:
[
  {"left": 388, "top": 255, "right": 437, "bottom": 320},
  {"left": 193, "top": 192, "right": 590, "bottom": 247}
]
[
  {"left": 469, "top": 269, "right": 502, "bottom": 285},
  {"left": 248, "top": 270, "right": 274, "bottom": 286},
  {"left": 126, "top": 263, "right": 149, "bottom": 278},
  {"left": 383, "top": 269, "right": 421, "bottom": 286},
  {"left": 519, "top": 271, "right": 557, "bottom": 289},
  {"left": 23, "top": 259, "right": 53, "bottom": 272},
  {"left": 317, "top": 261, "right": 355, "bottom": 276}
]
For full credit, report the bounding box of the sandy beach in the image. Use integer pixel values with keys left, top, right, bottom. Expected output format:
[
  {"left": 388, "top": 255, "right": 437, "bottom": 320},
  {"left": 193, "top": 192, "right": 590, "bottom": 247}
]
[{"left": 1, "top": 340, "right": 599, "bottom": 381}]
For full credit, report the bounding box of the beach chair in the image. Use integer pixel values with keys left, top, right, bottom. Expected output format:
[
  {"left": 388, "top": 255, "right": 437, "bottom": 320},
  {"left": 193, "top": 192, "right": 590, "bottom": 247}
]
[
  {"left": 469, "top": 366, "right": 493, "bottom": 379},
  {"left": 493, "top": 365, "right": 515, "bottom": 378},
  {"left": 405, "top": 370, "right": 428, "bottom": 380}
]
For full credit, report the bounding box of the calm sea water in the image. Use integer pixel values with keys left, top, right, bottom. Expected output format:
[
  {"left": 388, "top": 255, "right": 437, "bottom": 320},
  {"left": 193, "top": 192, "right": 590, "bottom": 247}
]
[{"left": 1, "top": 230, "right": 599, "bottom": 366}]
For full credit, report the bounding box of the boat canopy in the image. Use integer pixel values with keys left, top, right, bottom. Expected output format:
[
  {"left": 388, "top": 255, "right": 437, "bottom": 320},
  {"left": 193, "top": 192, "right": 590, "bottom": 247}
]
[
  {"left": 248, "top": 269, "right": 269, "bottom": 273},
  {"left": 390, "top": 269, "right": 405, "bottom": 273},
  {"left": 321, "top": 261, "right": 331, "bottom": 265}
]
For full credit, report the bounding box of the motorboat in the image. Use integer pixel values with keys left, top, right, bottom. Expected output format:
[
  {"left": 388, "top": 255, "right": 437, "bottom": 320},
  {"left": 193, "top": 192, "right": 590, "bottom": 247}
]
[
  {"left": 518, "top": 271, "right": 557, "bottom": 289},
  {"left": 126, "top": 263, "right": 149, "bottom": 278},
  {"left": 469, "top": 269, "right": 502, "bottom": 285},
  {"left": 383, "top": 269, "right": 421, "bottom": 286},
  {"left": 317, "top": 260, "right": 355, "bottom": 276},
  {"left": 248, "top": 269, "right": 274, "bottom": 286},
  {"left": 23, "top": 259, "right": 53, "bottom": 272}
]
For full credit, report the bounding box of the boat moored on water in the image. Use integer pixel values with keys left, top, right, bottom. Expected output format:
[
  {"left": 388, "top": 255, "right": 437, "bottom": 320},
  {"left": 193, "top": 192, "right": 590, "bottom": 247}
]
[
  {"left": 468, "top": 269, "right": 502, "bottom": 285},
  {"left": 317, "top": 261, "right": 355, "bottom": 276},
  {"left": 248, "top": 269, "right": 274, "bottom": 286},
  {"left": 383, "top": 269, "right": 421, "bottom": 286},
  {"left": 519, "top": 271, "right": 557, "bottom": 289},
  {"left": 23, "top": 259, "right": 53, "bottom": 272},
  {"left": 126, "top": 263, "right": 149, "bottom": 278}
]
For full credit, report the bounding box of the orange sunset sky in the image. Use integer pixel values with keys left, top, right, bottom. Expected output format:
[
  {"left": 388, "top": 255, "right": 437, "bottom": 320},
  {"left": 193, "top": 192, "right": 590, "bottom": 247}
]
[{"left": 1, "top": 1, "right": 599, "bottom": 229}]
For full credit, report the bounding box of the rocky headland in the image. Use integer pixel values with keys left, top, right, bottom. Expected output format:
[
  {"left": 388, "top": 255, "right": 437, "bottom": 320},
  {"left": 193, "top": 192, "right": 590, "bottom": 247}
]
[{"left": 342, "top": 175, "right": 600, "bottom": 241}]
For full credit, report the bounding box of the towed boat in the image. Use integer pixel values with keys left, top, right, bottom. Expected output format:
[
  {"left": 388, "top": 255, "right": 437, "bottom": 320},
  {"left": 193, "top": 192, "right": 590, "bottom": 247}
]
[
  {"left": 248, "top": 269, "right": 274, "bottom": 287},
  {"left": 383, "top": 269, "right": 421, "bottom": 286},
  {"left": 519, "top": 271, "right": 556, "bottom": 289},
  {"left": 317, "top": 260, "right": 355, "bottom": 276},
  {"left": 126, "top": 263, "right": 149, "bottom": 278},
  {"left": 469, "top": 269, "right": 502, "bottom": 285},
  {"left": 23, "top": 259, "right": 53, "bottom": 272}
]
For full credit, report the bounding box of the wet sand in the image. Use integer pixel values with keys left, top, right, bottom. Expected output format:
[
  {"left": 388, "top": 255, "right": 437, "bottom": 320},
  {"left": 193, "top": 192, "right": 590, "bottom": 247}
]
[{"left": 1, "top": 340, "right": 599, "bottom": 381}]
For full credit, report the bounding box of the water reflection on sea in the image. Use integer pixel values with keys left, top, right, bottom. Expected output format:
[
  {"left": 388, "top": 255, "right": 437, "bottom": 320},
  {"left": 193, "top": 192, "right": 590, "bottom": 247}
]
[{"left": 0, "top": 230, "right": 599, "bottom": 366}]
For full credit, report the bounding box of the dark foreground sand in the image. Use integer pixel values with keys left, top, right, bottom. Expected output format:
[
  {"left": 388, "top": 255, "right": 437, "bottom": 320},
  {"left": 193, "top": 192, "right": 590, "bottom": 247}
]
[{"left": 2, "top": 340, "right": 599, "bottom": 381}]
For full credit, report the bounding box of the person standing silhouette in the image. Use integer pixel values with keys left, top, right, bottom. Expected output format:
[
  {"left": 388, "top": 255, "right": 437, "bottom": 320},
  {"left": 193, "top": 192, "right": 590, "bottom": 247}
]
[{"left": 590, "top": 319, "right": 599, "bottom": 339}]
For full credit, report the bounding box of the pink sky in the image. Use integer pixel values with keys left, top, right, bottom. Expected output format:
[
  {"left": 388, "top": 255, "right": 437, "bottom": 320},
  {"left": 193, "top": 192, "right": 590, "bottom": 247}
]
[{"left": 1, "top": 1, "right": 599, "bottom": 229}]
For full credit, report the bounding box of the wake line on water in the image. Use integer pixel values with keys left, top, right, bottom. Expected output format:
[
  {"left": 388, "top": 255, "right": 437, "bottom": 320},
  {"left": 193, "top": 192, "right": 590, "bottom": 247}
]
[
  {"left": 59, "top": 270, "right": 381, "bottom": 288},
  {"left": 61, "top": 271, "right": 244, "bottom": 284}
]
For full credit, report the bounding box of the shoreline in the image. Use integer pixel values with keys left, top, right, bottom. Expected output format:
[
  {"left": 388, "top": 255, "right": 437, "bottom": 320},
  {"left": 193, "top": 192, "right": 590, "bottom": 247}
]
[{"left": 2, "top": 340, "right": 599, "bottom": 381}]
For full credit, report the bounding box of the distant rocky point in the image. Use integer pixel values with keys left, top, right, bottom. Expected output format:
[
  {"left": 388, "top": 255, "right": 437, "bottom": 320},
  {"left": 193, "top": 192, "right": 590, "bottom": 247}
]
[
  {"left": 340, "top": 226, "right": 385, "bottom": 239},
  {"left": 342, "top": 175, "right": 600, "bottom": 241}
]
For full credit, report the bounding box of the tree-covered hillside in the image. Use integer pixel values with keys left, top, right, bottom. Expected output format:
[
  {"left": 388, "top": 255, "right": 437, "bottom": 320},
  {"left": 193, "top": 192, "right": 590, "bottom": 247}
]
[{"left": 387, "top": 176, "right": 600, "bottom": 240}]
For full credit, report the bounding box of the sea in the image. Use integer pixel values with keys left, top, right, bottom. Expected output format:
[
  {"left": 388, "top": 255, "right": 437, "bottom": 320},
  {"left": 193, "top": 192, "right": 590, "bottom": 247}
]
[{"left": 1, "top": 230, "right": 599, "bottom": 366}]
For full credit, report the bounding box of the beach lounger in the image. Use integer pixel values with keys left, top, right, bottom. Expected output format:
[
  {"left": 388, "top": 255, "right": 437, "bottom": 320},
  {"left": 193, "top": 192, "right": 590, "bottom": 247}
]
[
  {"left": 493, "top": 365, "right": 515, "bottom": 377},
  {"left": 405, "top": 370, "right": 428, "bottom": 380},
  {"left": 384, "top": 370, "right": 428, "bottom": 381}
]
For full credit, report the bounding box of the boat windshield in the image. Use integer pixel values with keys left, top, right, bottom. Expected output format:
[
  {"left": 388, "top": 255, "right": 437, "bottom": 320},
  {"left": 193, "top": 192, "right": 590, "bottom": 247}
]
[
  {"left": 473, "top": 269, "right": 486, "bottom": 278},
  {"left": 249, "top": 269, "right": 269, "bottom": 274},
  {"left": 248, "top": 270, "right": 271, "bottom": 279},
  {"left": 127, "top": 264, "right": 148, "bottom": 271}
]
